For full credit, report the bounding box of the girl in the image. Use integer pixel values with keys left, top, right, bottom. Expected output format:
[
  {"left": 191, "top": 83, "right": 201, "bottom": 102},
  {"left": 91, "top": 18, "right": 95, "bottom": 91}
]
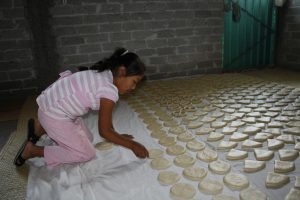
[{"left": 14, "top": 47, "right": 149, "bottom": 166}]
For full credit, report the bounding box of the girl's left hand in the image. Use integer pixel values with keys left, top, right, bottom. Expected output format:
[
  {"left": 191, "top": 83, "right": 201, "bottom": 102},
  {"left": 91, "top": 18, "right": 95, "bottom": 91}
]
[{"left": 121, "top": 134, "right": 134, "bottom": 139}]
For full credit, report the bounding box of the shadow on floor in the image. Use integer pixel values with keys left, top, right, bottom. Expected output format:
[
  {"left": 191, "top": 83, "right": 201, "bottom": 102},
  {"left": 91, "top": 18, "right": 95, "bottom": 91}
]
[{"left": 0, "top": 96, "right": 27, "bottom": 151}]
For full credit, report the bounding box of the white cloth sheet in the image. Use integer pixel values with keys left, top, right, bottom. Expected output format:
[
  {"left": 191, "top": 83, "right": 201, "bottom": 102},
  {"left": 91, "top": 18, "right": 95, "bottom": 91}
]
[
  {"left": 27, "top": 100, "right": 299, "bottom": 200},
  {"left": 27, "top": 101, "right": 169, "bottom": 200}
]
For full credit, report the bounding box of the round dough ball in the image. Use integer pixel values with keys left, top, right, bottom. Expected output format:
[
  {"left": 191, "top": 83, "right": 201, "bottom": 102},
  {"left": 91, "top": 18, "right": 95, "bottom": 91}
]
[
  {"left": 239, "top": 186, "right": 266, "bottom": 200},
  {"left": 174, "top": 154, "right": 196, "bottom": 168},
  {"left": 223, "top": 173, "right": 249, "bottom": 190},
  {"left": 198, "top": 178, "right": 223, "bottom": 195},
  {"left": 151, "top": 130, "right": 168, "bottom": 139},
  {"left": 159, "top": 136, "right": 176, "bottom": 147},
  {"left": 196, "top": 127, "right": 215, "bottom": 135},
  {"left": 211, "top": 121, "right": 227, "bottom": 129},
  {"left": 95, "top": 141, "right": 113, "bottom": 150},
  {"left": 209, "top": 159, "right": 231, "bottom": 175},
  {"left": 169, "top": 126, "right": 185, "bottom": 135},
  {"left": 207, "top": 132, "right": 225, "bottom": 142},
  {"left": 183, "top": 166, "right": 207, "bottom": 181},
  {"left": 186, "top": 140, "right": 206, "bottom": 151},
  {"left": 213, "top": 194, "right": 238, "bottom": 200},
  {"left": 158, "top": 171, "right": 180, "bottom": 186},
  {"left": 187, "top": 121, "right": 203, "bottom": 129},
  {"left": 177, "top": 132, "right": 195, "bottom": 142},
  {"left": 148, "top": 148, "right": 164, "bottom": 159},
  {"left": 197, "top": 148, "right": 218, "bottom": 163},
  {"left": 170, "top": 183, "right": 196, "bottom": 200},
  {"left": 151, "top": 157, "right": 172, "bottom": 170},
  {"left": 166, "top": 144, "right": 186, "bottom": 156}
]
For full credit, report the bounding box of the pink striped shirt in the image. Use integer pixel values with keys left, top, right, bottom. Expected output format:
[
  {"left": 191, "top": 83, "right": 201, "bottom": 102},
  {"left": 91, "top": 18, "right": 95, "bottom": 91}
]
[{"left": 37, "top": 70, "right": 119, "bottom": 120}]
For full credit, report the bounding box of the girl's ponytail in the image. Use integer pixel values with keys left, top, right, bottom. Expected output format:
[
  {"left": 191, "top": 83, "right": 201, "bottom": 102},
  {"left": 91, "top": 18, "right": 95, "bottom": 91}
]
[
  {"left": 79, "top": 47, "right": 145, "bottom": 76},
  {"left": 90, "top": 48, "right": 127, "bottom": 72}
]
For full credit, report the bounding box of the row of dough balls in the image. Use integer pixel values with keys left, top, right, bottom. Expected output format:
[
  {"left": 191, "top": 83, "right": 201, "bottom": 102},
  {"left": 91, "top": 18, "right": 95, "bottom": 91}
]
[
  {"left": 94, "top": 139, "right": 297, "bottom": 177},
  {"left": 149, "top": 148, "right": 293, "bottom": 189},
  {"left": 146, "top": 82, "right": 299, "bottom": 104},
  {"left": 94, "top": 142, "right": 297, "bottom": 199},
  {"left": 140, "top": 108, "right": 298, "bottom": 152},
  {"left": 142, "top": 81, "right": 292, "bottom": 101},
  {"left": 162, "top": 91, "right": 299, "bottom": 107},
  {"left": 152, "top": 90, "right": 299, "bottom": 115},
  {"left": 156, "top": 163, "right": 254, "bottom": 199},
  {"left": 151, "top": 156, "right": 265, "bottom": 200},
  {"left": 154, "top": 128, "right": 298, "bottom": 163},
  {"left": 128, "top": 92, "right": 299, "bottom": 137},
  {"left": 169, "top": 178, "right": 300, "bottom": 200},
  {"left": 139, "top": 82, "right": 299, "bottom": 107},
  {"left": 145, "top": 79, "right": 297, "bottom": 93}
]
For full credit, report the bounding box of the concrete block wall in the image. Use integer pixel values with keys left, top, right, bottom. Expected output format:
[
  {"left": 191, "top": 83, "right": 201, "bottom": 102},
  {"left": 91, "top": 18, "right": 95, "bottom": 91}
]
[
  {"left": 276, "top": 0, "right": 300, "bottom": 70},
  {"left": 52, "top": 0, "right": 224, "bottom": 79},
  {"left": 0, "top": 0, "right": 37, "bottom": 95},
  {"left": 0, "top": 0, "right": 224, "bottom": 95},
  {"left": 1, "top": 0, "right": 299, "bottom": 96}
]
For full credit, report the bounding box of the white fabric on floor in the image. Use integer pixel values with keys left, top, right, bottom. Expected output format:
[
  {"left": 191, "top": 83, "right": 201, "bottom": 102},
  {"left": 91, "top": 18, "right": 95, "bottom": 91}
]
[
  {"left": 27, "top": 100, "right": 299, "bottom": 200},
  {"left": 27, "top": 101, "right": 168, "bottom": 200}
]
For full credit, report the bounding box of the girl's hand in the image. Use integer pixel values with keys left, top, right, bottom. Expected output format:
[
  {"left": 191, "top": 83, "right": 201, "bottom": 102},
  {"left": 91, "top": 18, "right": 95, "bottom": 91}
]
[
  {"left": 131, "top": 141, "right": 149, "bottom": 158},
  {"left": 121, "top": 134, "right": 134, "bottom": 139}
]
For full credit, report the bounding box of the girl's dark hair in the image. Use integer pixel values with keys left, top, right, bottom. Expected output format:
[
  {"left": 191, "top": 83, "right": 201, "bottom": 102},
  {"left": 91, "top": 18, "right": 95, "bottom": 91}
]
[{"left": 78, "top": 48, "right": 145, "bottom": 76}]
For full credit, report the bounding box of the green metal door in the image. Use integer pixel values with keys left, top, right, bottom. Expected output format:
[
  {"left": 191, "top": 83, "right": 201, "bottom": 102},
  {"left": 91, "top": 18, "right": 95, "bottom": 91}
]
[{"left": 223, "top": 0, "right": 277, "bottom": 71}]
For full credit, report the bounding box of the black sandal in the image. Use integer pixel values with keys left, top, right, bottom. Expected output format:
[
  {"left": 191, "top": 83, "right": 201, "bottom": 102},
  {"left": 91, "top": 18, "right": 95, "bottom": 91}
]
[
  {"left": 14, "top": 119, "right": 40, "bottom": 166},
  {"left": 27, "top": 118, "right": 40, "bottom": 144},
  {"left": 13, "top": 140, "right": 28, "bottom": 166}
]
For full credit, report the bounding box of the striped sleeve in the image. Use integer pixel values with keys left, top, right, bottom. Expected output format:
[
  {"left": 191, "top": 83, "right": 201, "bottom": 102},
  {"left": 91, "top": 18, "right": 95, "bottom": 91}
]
[
  {"left": 96, "top": 82, "right": 119, "bottom": 103},
  {"left": 93, "top": 71, "right": 119, "bottom": 103}
]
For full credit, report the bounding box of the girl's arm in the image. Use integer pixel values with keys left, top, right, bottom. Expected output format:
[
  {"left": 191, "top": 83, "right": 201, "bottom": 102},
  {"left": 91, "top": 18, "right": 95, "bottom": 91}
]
[{"left": 98, "top": 98, "right": 149, "bottom": 158}]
